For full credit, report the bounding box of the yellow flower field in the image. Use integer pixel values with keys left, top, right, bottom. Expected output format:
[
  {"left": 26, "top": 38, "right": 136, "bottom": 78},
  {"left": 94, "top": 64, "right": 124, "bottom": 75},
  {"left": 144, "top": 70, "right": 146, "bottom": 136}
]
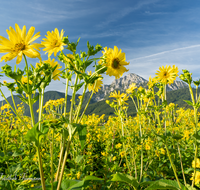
[{"left": 0, "top": 23, "right": 200, "bottom": 190}]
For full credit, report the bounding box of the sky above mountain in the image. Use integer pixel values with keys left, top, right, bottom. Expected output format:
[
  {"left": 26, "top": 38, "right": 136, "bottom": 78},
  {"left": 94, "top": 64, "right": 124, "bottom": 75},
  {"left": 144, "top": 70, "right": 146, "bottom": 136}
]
[{"left": 1, "top": 0, "right": 200, "bottom": 99}]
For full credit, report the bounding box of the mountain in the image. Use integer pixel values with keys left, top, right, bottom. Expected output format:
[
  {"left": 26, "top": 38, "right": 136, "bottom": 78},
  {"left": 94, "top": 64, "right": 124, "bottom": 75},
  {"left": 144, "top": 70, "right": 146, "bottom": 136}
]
[
  {"left": 0, "top": 73, "right": 190, "bottom": 121},
  {"left": 89, "top": 73, "right": 188, "bottom": 102}
]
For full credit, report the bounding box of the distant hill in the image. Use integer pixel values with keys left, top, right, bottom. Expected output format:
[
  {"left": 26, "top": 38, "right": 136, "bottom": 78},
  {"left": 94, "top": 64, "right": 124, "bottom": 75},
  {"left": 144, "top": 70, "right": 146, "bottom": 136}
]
[{"left": 0, "top": 73, "right": 192, "bottom": 121}]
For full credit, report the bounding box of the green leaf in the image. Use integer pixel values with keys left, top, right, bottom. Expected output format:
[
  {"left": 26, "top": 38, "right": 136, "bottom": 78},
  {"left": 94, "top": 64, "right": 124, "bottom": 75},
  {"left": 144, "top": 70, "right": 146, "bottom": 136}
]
[
  {"left": 12, "top": 148, "right": 24, "bottom": 157},
  {"left": 61, "top": 179, "right": 80, "bottom": 190},
  {"left": 17, "top": 95, "right": 29, "bottom": 105},
  {"left": 192, "top": 132, "right": 200, "bottom": 143},
  {"left": 185, "top": 184, "right": 197, "bottom": 190},
  {"left": 67, "top": 181, "right": 84, "bottom": 190},
  {"left": 25, "top": 123, "right": 49, "bottom": 147},
  {"left": 144, "top": 179, "right": 186, "bottom": 190},
  {"left": 83, "top": 176, "right": 104, "bottom": 181},
  {"left": 68, "top": 123, "right": 78, "bottom": 139},
  {"left": 76, "top": 82, "right": 84, "bottom": 91},
  {"left": 76, "top": 124, "right": 87, "bottom": 150},
  {"left": 75, "top": 155, "right": 84, "bottom": 164},
  {"left": 172, "top": 134, "right": 183, "bottom": 140},
  {"left": 111, "top": 173, "right": 139, "bottom": 189},
  {"left": 25, "top": 123, "right": 39, "bottom": 146},
  {"left": 183, "top": 100, "right": 194, "bottom": 106},
  {"left": 67, "top": 176, "right": 104, "bottom": 190},
  {"left": 31, "top": 94, "right": 39, "bottom": 104}
]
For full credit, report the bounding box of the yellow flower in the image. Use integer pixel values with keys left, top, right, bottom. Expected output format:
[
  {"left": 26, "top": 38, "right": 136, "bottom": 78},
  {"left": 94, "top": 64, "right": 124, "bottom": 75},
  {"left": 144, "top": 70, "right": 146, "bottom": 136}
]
[
  {"left": 148, "top": 75, "right": 158, "bottom": 88},
  {"left": 160, "top": 148, "right": 165, "bottom": 155},
  {"left": 120, "top": 151, "right": 126, "bottom": 157},
  {"left": 41, "top": 28, "right": 65, "bottom": 57},
  {"left": 112, "top": 156, "right": 117, "bottom": 161},
  {"left": 155, "top": 65, "right": 178, "bottom": 84},
  {"left": 192, "top": 158, "right": 200, "bottom": 168},
  {"left": 21, "top": 75, "right": 33, "bottom": 85},
  {"left": 0, "top": 23, "right": 42, "bottom": 64},
  {"left": 155, "top": 150, "right": 160, "bottom": 157},
  {"left": 87, "top": 71, "right": 103, "bottom": 93},
  {"left": 138, "top": 86, "right": 143, "bottom": 91},
  {"left": 115, "top": 143, "right": 122, "bottom": 149},
  {"left": 190, "top": 171, "right": 200, "bottom": 185},
  {"left": 145, "top": 144, "right": 151, "bottom": 150},
  {"left": 183, "top": 130, "right": 190, "bottom": 140},
  {"left": 1, "top": 104, "right": 10, "bottom": 110},
  {"left": 76, "top": 172, "right": 81, "bottom": 180},
  {"left": 103, "top": 46, "right": 129, "bottom": 79},
  {"left": 126, "top": 83, "right": 137, "bottom": 94},
  {"left": 101, "top": 152, "right": 108, "bottom": 156},
  {"left": 43, "top": 58, "right": 62, "bottom": 80},
  {"left": 109, "top": 91, "right": 129, "bottom": 106}
]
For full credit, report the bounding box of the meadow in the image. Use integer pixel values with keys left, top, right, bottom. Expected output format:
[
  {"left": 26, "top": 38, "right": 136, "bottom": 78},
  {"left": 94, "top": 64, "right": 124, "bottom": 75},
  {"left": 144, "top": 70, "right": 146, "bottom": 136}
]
[{"left": 0, "top": 24, "right": 199, "bottom": 190}]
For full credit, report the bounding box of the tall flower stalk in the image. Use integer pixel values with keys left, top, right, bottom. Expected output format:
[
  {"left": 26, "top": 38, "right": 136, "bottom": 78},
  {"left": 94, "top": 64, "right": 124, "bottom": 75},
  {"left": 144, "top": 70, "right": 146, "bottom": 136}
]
[{"left": 0, "top": 24, "right": 130, "bottom": 190}]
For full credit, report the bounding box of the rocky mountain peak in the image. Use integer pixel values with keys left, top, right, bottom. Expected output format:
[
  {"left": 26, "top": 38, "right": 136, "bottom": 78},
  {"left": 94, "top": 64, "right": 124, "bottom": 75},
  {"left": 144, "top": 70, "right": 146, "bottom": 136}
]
[{"left": 89, "top": 73, "right": 188, "bottom": 102}]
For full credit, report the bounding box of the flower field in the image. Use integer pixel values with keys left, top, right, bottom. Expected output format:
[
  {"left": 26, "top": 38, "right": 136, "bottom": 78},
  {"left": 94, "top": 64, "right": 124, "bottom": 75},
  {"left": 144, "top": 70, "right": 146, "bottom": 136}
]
[{"left": 0, "top": 24, "right": 200, "bottom": 190}]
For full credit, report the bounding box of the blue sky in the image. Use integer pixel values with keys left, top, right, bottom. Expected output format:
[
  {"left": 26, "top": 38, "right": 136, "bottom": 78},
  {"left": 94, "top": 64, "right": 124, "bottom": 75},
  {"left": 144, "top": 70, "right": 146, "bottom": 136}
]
[{"left": 1, "top": 0, "right": 200, "bottom": 99}]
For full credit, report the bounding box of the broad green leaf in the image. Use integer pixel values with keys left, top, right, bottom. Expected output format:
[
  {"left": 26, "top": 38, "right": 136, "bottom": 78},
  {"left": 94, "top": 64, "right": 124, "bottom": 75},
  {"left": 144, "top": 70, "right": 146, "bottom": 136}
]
[
  {"left": 67, "top": 181, "right": 85, "bottom": 190},
  {"left": 68, "top": 176, "right": 103, "bottom": 190},
  {"left": 75, "top": 155, "right": 84, "bottom": 164},
  {"left": 172, "top": 134, "right": 183, "bottom": 140},
  {"left": 183, "top": 100, "right": 193, "bottom": 106},
  {"left": 111, "top": 173, "right": 139, "bottom": 189},
  {"left": 25, "top": 123, "right": 49, "bottom": 147},
  {"left": 186, "top": 184, "right": 197, "bottom": 190},
  {"left": 25, "top": 123, "right": 39, "bottom": 146},
  {"left": 144, "top": 179, "right": 186, "bottom": 190},
  {"left": 76, "top": 124, "right": 87, "bottom": 150},
  {"left": 68, "top": 124, "right": 77, "bottom": 139},
  {"left": 61, "top": 179, "right": 80, "bottom": 189}
]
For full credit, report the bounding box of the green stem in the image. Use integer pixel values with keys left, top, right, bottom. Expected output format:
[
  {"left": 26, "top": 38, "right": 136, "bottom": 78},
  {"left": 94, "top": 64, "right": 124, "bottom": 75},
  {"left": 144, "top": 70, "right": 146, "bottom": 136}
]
[
  {"left": 10, "top": 90, "right": 17, "bottom": 112},
  {"left": 0, "top": 89, "right": 29, "bottom": 130},
  {"left": 23, "top": 54, "right": 35, "bottom": 126},
  {"left": 64, "top": 77, "right": 69, "bottom": 117},
  {"left": 165, "top": 144, "right": 182, "bottom": 189},
  {"left": 28, "top": 94, "right": 35, "bottom": 126},
  {"left": 51, "top": 129, "right": 54, "bottom": 190},
  {"left": 131, "top": 148, "right": 137, "bottom": 179},
  {"left": 55, "top": 72, "right": 69, "bottom": 182},
  {"left": 36, "top": 146, "right": 46, "bottom": 190},
  {"left": 192, "top": 107, "right": 198, "bottom": 187},
  {"left": 177, "top": 142, "right": 186, "bottom": 186},
  {"left": 130, "top": 96, "right": 138, "bottom": 112},
  {"left": 75, "top": 83, "right": 88, "bottom": 123},
  {"left": 38, "top": 88, "right": 44, "bottom": 130},
  {"left": 187, "top": 83, "right": 198, "bottom": 187},
  {"left": 163, "top": 83, "right": 167, "bottom": 135},
  {"left": 78, "top": 81, "right": 97, "bottom": 123},
  {"left": 123, "top": 142, "right": 131, "bottom": 176},
  {"left": 55, "top": 141, "right": 64, "bottom": 182},
  {"left": 139, "top": 114, "right": 143, "bottom": 183},
  {"left": 69, "top": 74, "right": 78, "bottom": 123},
  {"left": 57, "top": 139, "right": 72, "bottom": 190}
]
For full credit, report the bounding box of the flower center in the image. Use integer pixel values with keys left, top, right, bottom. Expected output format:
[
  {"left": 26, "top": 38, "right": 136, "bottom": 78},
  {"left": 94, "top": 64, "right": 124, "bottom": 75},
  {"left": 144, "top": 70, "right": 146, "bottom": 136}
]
[
  {"left": 14, "top": 42, "right": 25, "bottom": 52},
  {"left": 163, "top": 71, "right": 168, "bottom": 77},
  {"left": 112, "top": 58, "right": 120, "bottom": 69},
  {"left": 52, "top": 40, "right": 60, "bottom": 47}
]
